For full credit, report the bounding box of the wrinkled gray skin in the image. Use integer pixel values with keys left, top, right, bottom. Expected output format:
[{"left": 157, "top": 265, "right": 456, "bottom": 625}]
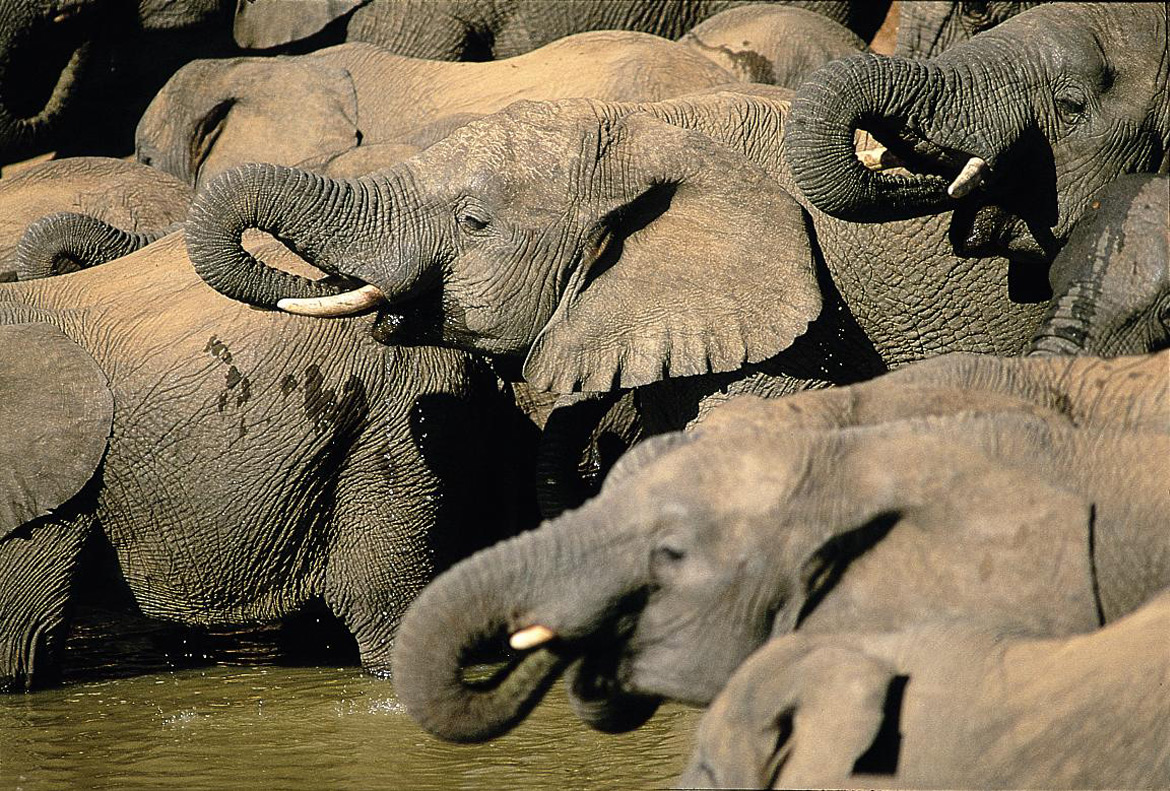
[
  {"left": 0, "top": 157, "right": 190, "bottom": 281},
  {"left": 725, "top": 350, "right": 1170, "bottom": 437},
  {"left": 187, "top": 0, "right": 1170, "bottom": 428},
  {"left": 0, "top": 0, "right": 238, "bottom": 164},
  {"left": 233, "top": 0, "right": 890, "bottom": 57},
  {"left": 786, "top": 3, "right": 1170, "bottom": 254},
  {"left": 135, "top": 32, "right": 739, "bottom": 189},
  {"left": 1030, "top": 174, "right": 1170, "bottom": 357},
  {"left": 13, "top": 212, "right": 180, "bottom": 281},
  {"left": 0, "top": 234, "right": 534, "bottom": 691},
  {"left": 390, "top": 398, "right": 1169, "bottom": 742},
  {"left": 679, "top": 5, "right": 865, "bottom": 87},
  {"left": 893, "top": 1, "right": 1044, "bottom": 59},
  {"left": 684, "top": 589, "right": 1170, "bottom": 789}
]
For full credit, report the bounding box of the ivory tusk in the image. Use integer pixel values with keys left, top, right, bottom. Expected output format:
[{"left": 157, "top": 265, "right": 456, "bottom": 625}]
[
  {"left": 947, "top": 156, "right": 987, "bottom": 199},
  {"left": 277, "top": 284, "right": 386, "bottom": 317},
  {"left": 510, "top": 625, "right": 556, "bottom": 651},
  {"left": 856, "top": 145, "right": 888, "bottom": 170}
]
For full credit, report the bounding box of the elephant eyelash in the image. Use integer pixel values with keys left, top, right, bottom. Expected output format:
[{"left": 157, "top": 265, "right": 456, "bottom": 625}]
[{"left": 454, "top": 200, "right": 492, "bottom": 233}]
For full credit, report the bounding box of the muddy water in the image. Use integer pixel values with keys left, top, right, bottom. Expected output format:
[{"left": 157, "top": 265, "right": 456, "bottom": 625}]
[{"left": 0, "top": 621, "right": 702, "bottom": 791}]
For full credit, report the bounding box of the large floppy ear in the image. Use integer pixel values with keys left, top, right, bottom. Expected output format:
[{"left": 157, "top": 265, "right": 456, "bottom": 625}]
[
  {"left": 523, "top": 111, "right": 822, "bottom": 392},
  {"left": 0, "top": 324, "right": 113, "bottom": 539},
  {"left": 791, "top": 458, "right": 1101, "bottom": 636},
  {"left": 233, "top": 0, "right": 366, "bottom": 49}
]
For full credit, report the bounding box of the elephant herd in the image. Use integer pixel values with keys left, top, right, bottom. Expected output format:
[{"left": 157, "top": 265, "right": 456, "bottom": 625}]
[{"left": 0, "top": 1, "right": 1167, "bottom": 788}]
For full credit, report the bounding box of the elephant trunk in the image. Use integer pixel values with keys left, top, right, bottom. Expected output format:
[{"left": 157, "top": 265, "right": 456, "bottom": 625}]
[
  {"left": 15, "top": 213, "right": 178, "bottom": 280},
  {"left": 786, "top": 52, "right": 1010, "bottom": 222},
  {"left": 0, "top": 4, "right": 97, "bottom": 164},
  {"left": 392, "top": 511, "right": 647, "bottom": 742},
  {"left": 535, "top": 391, "right": 635, "bottom": 520},
  {"left": 186, "top": 162, "right": 430, "bottom": 313},
  {"left": 185, "top": 163, "right": 371, "bottom": 308},
  {"left": 1027, "top": 280, "right": 1099, "bottom": 356}
]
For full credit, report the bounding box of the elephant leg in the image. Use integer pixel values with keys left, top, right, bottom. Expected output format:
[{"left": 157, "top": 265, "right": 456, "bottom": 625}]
[
  {"left": 323, "top": 502, "right": 432, "bottom": 678},
  {"left": 0, "top": 521, "right": 87, "bottom": 691}
]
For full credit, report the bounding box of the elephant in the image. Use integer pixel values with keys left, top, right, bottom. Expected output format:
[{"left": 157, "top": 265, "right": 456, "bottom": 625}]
[
  {"left": 682, "top": 588, "right": 1170, "bottom": 789},
  {"left": 389, "top": 405, "right": 1169, "bottom": 742},
  {"left": 893, "top": 1, "right": 1044, "bottom": 59},
  {"left": 0, "top": 231, "right": 536, "bottom": 691},
  {"left": 678, "top": 5, "right": 865, "bottom": 87},
  {"left": 1029, "top": 174, "right": 1169, "bottom": 357},
  {"left": 135, "top": 32, "right": 739, "bottom": 188},
  {"left": 785, "top": 3, "right": 1169, "bottom": 256},
  {"left": 232, "top": 0, "right": 891, "bottom": 58},
  {"left": 712, "top": 349, "right": 1170, "bottom": 438},
  {"left": 0, "top": 0, "right": 240, "bottom": 165},
  {"left": 186, "top": 0, "right": 1169, "bottom": 427},
  {"left": 0, "top": 157, "right": 190, "bottom": 281}
]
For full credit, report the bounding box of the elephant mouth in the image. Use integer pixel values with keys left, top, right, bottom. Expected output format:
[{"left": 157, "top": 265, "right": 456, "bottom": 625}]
[
  {"left": 859, "top": 123, "right": 1050, "bottom": 262},
  {"left": 859, "top": 120, "right": 993, "bottom": 198}
]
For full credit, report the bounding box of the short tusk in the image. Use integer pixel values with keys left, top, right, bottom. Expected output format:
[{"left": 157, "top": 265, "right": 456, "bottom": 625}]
[
  {"left": 276, "top": 284, "right": 385, "bottom": 317},
  {"left": 856, "top": 145, "right": 887, "bottom": 170},
  {"left": 510, "top": 625, "right": 556, "bottom": 651},
  {"left": 947, "top": 156, "right": 987, "bottom": 199}
]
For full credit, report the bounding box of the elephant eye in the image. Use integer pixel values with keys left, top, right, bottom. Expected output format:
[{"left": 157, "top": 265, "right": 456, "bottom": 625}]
[
  {"left": 456, "top": 204, "right": 491, "bottom": 233},
  {"left": 1054, "top": 86, "right": 1088, "bottom": 125},
  {"left": 650, "top": 542, "right": 687, "bottom": 578}
]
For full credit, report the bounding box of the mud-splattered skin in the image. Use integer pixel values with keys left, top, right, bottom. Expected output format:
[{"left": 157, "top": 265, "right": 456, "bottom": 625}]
[{"left": 0, "top": 233, "right": 531, "bottom": 690}]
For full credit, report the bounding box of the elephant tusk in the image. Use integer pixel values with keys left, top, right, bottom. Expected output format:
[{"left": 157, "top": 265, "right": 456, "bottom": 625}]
[
  {"left": 947, "top": 156, "right": 987, "bottom": 199},
  {"left": 510, "top": 625, "right": 556, "bottom": 651},
  {"left": 276, "top": 284, "right": 386, "bottom": 317},
  {"left": 856, "top": 145, "right": 887, "bottom": 170}
]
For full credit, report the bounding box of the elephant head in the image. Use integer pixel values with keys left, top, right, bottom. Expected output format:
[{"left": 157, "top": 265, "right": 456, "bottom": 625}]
[
  {"left": 786, "top": 2, "right": 1169, "bottom": 262},
  {"left": 894, "top": 1, "right": 1044, "bottom": 59},
  {"left": 1030, "top": 174, "right": 1170, "bottom": 356},
  {"left": 184, "top": 95, "right": 823, "bottom": 393},
  {"left": 135, "top": 54, "right": 361, "bottom": 188},
  {"left": 391, "top": 412, "right": 1131, "bottom": 742},
  {"left": 682, "top": 590, "right": 1170, "bottom": 789}
]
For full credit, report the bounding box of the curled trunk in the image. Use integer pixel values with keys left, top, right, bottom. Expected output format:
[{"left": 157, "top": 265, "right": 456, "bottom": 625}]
[
  {"left": 787, "top": 54, "right": 949, "bottom": 221},
  {"left": 392, "top": 513, "right": 646, "bottom": 742},
  {"left": 786, "top": 52, "right": 1009, "bottom": 223},
  {"left": 185, "top": 162, "right": 372, "bottom": 308},
  {"left": 15, "top": 213, "right": 177, "bottom": 280},
  {"left": 392, "top": 528, "right": 570, "bottom": 742}
]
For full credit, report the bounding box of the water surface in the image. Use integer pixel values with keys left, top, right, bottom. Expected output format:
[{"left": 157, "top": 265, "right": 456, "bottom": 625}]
[{"left": 1, "top": 628, "right": 701, "bottom": 791}]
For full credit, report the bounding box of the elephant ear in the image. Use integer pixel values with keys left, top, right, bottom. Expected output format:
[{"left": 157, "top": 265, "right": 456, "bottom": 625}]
[
  {"left": 790, "top": 458, "right": 1100, "bottom": 635},
  {"left": 0, "top": 324, "right": 113, "bottom": 539},
  {"left": 522, "top": 111, "right": 821, "bottom": 392},
  {"left": 233, "top": 0, "right": 366, "bottom": 49}
]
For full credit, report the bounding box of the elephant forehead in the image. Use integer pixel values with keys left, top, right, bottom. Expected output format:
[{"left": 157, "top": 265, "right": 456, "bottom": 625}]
[
  {"left": 411, "top": 103, "right": 606, "bottom": 189},
  {"left": 633, "top": 440, "right": 813, "bottom": 522}
]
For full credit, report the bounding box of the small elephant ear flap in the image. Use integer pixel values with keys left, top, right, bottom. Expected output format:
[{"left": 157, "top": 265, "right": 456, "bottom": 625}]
[
  {"left": 0, "top": 324, "right": 113, "bottom": 539},
  {"left": 233, "top": 0, "right": 366, "bottom": 49},
  {"left": 523, "top": 111, "right": 822, "bottom": 392}
]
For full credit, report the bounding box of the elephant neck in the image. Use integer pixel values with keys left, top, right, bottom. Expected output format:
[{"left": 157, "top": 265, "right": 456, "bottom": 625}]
[{"left": 805, "top": 207, "right": 1048, "bottom": 365}]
